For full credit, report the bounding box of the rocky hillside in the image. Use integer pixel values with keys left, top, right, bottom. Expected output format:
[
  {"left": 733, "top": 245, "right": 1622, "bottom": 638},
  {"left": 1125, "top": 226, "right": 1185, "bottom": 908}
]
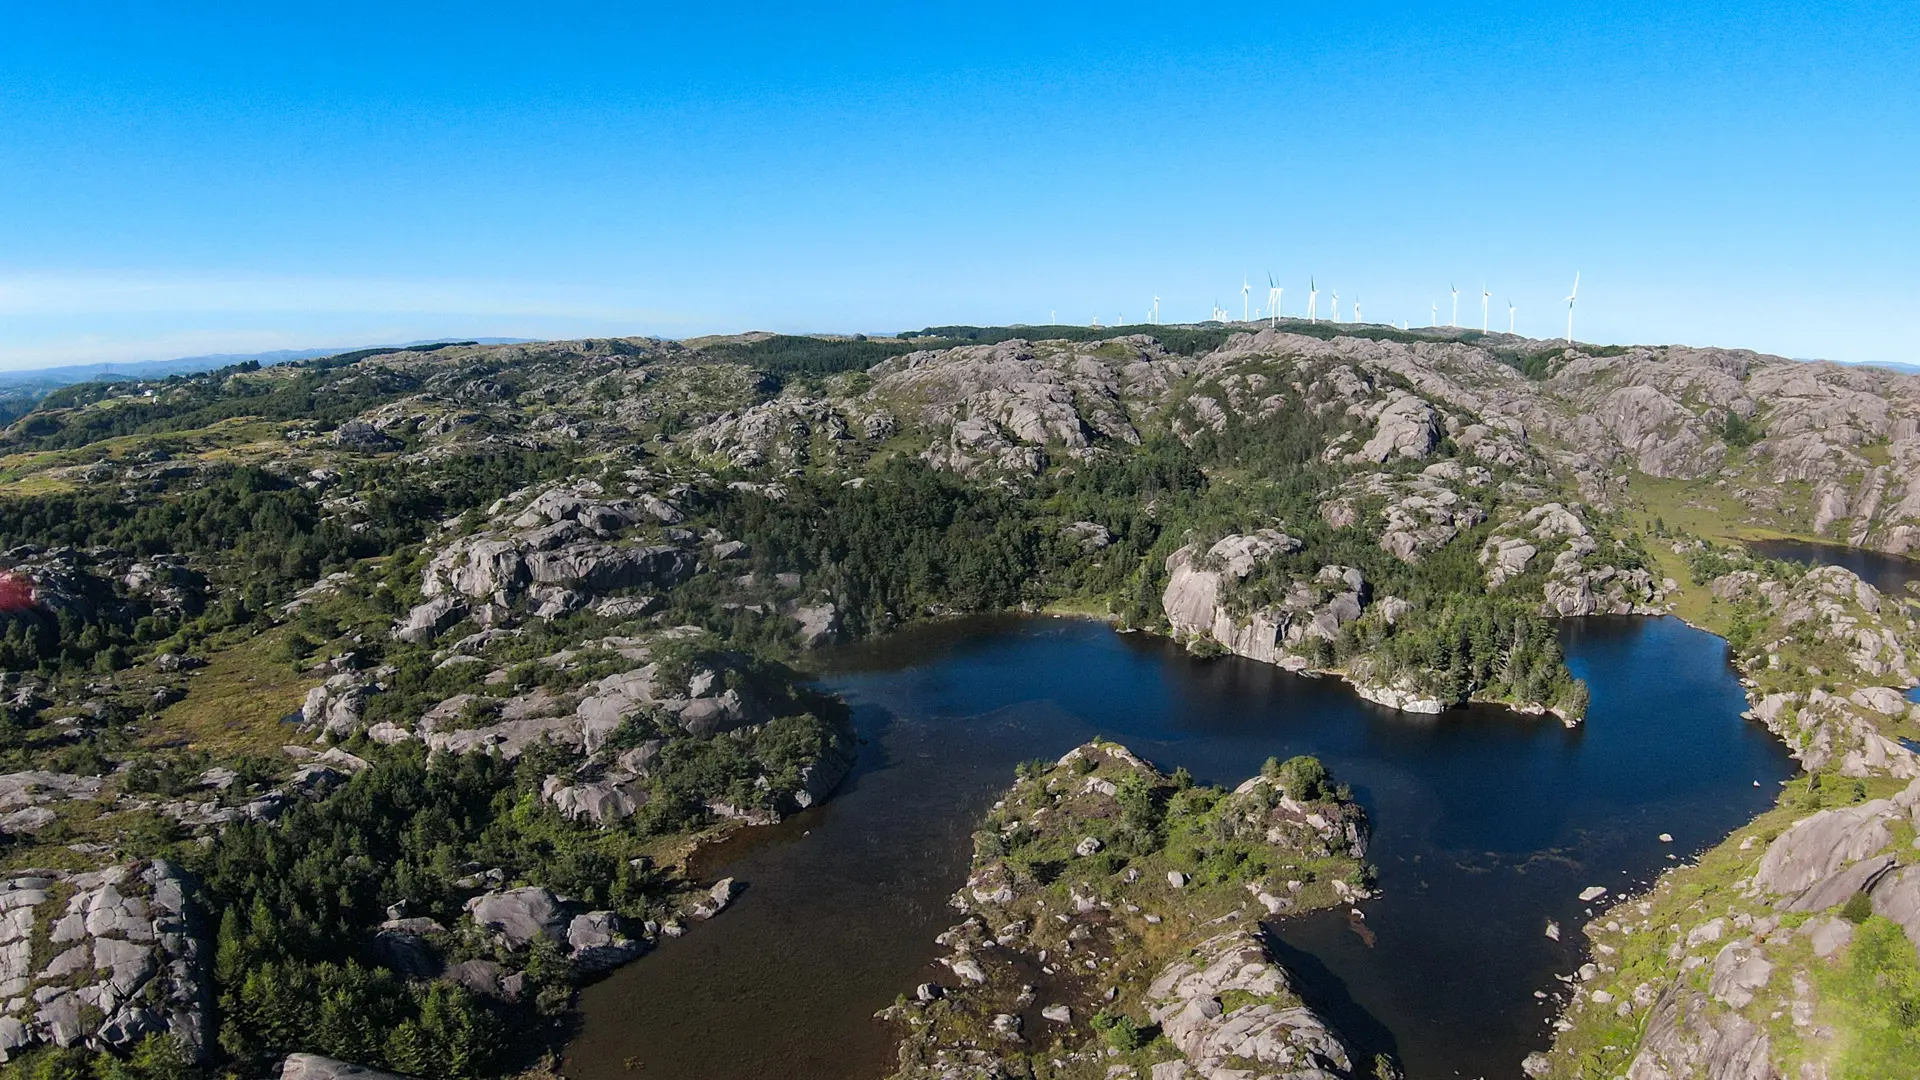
[
  {"left": 1530, "top": 543, "right": 1920, "bottom": 1079},
  {"left": 0, "top": 322, "right": 1915, "bottom": 1078},
  {"left": 881, "top": 741, "right": 1376, "bottom": 1080}
]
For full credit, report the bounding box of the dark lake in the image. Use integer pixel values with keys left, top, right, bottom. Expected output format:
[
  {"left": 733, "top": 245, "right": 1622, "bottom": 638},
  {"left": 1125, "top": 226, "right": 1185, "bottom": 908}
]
[
  {"left": 1747, "top": 537, "right": 1920, "bottom": 599},
  {"left": 565, "top": 614, "right": 1795, "bottom": 1080}
]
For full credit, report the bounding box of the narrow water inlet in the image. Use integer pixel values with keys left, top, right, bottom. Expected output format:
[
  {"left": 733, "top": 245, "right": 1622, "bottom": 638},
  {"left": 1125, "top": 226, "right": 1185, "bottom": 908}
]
[{"left": 565, "top": 614, "right": 1795, "bottom": 1080}]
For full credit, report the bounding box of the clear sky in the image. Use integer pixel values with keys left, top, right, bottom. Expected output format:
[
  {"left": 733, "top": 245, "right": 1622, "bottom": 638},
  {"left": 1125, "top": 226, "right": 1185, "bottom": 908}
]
[{"left": 2, "top": 1, "right": 1916, "bottom": 369}]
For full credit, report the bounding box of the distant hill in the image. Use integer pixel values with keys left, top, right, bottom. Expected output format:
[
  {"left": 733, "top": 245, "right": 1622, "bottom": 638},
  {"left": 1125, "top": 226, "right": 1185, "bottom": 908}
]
[
  {"left": 0, "top": 338, "right": 544, "bottom": 425},
  {"left": 0, "top": 339, "right": 543, "bottom": 390}
]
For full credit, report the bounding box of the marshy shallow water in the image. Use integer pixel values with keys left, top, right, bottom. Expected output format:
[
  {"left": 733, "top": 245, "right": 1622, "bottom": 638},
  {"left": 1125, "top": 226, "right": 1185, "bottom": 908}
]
[{"left": 565, "top": 613, "right": 1797, "bottom": 1080}]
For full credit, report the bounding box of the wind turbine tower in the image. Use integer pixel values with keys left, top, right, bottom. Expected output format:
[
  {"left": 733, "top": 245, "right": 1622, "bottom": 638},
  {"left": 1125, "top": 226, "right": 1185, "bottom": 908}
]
[
  {"left": 1508, "top": 300, "right": 1515, "bottom": 335},
  {"left": 1450, "top": 283, "right": 1459, "bottom": 328},
  {"left": 1332, "top": 290, "right": 1340, "bottom": 322},
  {"left": 1354, "top": 295, "right": 1362, "bottom": 324},
  {"left": 1481, "top": 285, "right": 1490, "bottom": 332},
  {"left": 1152, "top": 296, "right": 1160, "bottom": 325},
  {"left": 1309, "top": 277, "right": 1319, "bottom": 324},
  {"left": 1242, "top": 278, "right": 1250, "bottom": 322},
  {"left": 1431, "top": 301, "right": 1438, "bottom": 327},
  {"left": 1267, "top": 275, "right": 1282, "bottom": 327},
  {"left": 1564, "top": 272, "right": 1580, "bottom": 342}
]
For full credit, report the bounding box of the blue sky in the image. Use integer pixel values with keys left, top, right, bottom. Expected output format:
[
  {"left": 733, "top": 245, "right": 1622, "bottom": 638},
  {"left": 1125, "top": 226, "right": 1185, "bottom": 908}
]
[{"left": 2, "top": 1, "right": 1915, "bottom": 369}]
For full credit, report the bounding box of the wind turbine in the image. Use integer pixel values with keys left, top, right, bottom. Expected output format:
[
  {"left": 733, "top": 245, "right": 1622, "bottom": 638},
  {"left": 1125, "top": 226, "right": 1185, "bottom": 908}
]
[
  {"left": 1564, "top": 272, "right": 1580, "bottom": 342},
  {"left": 1152, "top": 296, "right": 1160, "bottom": 325},
  {"left": 1508, "top": 300, "right": 1516, "bottom": 335},
  {"left": 1308, "top": 277, "right": 1319, "bottom": 323},
  {"left": 1481, "top": 285, "right": 1490, "bottom": 332},
  {"left": 1354, "top": 295, "right": 1362, "bottom": 323},
  {"left": 1242, "top": 277, "right": 1250, "bottom": 322},
  {"left": 1431, "top": 301, "right": 1438, "bottom": 327},
  {"left": 1332, "top": 290, "right": 1340, "bottom": 321},
  {"left": 1450, "top": 283, "right": 1459, "bottom": 327},
  {"left": 1267, "top": 275, "right": 1282, "bottom": 327}
]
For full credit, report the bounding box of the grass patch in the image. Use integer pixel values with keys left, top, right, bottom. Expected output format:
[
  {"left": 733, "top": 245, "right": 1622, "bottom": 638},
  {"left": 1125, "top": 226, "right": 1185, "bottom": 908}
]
[
  {"left": 147, "top": 626, "right": 313, "bottom": 756},
  {"left": 1814, "top": 916, "right": 1920, "bottom": 1078}
]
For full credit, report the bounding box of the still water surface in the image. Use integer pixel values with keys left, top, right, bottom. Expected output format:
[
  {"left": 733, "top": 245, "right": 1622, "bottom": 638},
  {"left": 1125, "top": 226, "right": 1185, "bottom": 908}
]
[
  {"left": 1747, "top": 537, "right": 1920, "bottom": 599},
  {"left": 566, "top": 615, "right": 1795, "bottom": 1080}
]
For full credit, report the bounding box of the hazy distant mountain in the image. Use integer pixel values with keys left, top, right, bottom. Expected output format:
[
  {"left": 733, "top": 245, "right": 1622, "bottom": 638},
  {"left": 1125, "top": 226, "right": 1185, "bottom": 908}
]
[{"left": 0, "top": 339, "right": 542, "bottom": 390}]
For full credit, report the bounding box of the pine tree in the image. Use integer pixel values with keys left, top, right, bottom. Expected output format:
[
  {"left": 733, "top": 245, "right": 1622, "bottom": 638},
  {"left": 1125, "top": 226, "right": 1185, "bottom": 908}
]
[{"left": 213, "top": 907, "right": 246, "bottom": 987}]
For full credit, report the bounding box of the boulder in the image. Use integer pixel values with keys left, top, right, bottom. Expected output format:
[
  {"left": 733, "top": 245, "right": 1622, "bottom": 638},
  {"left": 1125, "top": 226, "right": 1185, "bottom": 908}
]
[
  {"left": 332, "top": 421, "right": 399, "bottom": 453},
  {"left": 793, "top": 736, "right": 856, "bottom": 810},
  {"left": 566, "top": 911, "right": 645, "bottom": 971},
  {"left": 369, "top": 931, "right": 442, "bottom": 978},
  {"left": 686, "top": 878, "right": 737, "bottom": 921},
  {"left": 300, "top": 672, "right": 376, "bottom": 735},
  {"left": 1481, "top": 537, "right": 1538, "bottom": 589},
  {"left": 792, "top": 603, "right": 841, "bottom": 649},
  {"left": 1059, "top": 522, "right": 1112, "bottom": 552},
  {"left": 465, "top": 887, "right": 567, "bottom": 949},
  {"left": 526, "top": 543, "right": 696, "bottom": 594},
  {"left": 541, "top": 776, "right": 644, "bottom": 824}
]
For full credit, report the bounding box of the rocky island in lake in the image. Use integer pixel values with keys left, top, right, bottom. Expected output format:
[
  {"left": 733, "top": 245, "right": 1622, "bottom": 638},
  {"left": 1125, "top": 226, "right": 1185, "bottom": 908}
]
[{"left": 883, "top": 741, "right": 1376, "bottom": 1080}]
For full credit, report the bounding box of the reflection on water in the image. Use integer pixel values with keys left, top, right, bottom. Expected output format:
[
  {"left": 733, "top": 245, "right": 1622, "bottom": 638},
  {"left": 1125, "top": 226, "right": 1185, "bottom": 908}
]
[{"left": 566, "top": 615, "right": 1794, "bottom": 1080}]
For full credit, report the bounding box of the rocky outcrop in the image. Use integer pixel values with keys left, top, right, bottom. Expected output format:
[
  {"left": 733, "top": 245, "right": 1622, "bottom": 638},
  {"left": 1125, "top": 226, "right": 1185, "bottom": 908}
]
[
  {"left": 565, "top": 911, "right": 646, "bottom": 972},
  {"left": 1345, "top": 389, "right": 1438, "bottom": 463},
  {"left": 1162, "top": 534, "right": 1367, "bottom": 672},
  {"left": 1145, "top": 931, "right": 1355, "bottom": 1080},
  {"left": 1350, "top": 680, "right": 1445, "bottom": 714},
  {"left": 300, "top": 671, "right": 376, "bottom": 736},
  {"left": 1621, "top": 983, "right": 1778, "bottom": 1080},
  {"left": 1751, "top": 793, "right": 1909, "bottom": 909},
  {"left": 539, "top": 743, "right": 660, "bottom": 824},
  {"left": 397, "top": 480, "right": 702, "bottom": 642},
  {"left": 417, "top": 644, "right": 766, "bottom": 757},
  {"left": 465, "top": 887, "right": 567, "bottom": 949},
  {"left": 790, "top": 602, "right": 840, "bottom": 648},
  {"left": 282, "top": 1054, "right": 416, "bottom": 1080},
  {"left": 0, "top": 772, "right": 106, "bottom": 835},
  {"left": 332, "top": 421, "right": 400, "bottom": 453},
  {"left": 0, "top": 861, "right": 210, "bottom": 1061},
  {"left": 868, "top": 337, "right": 1176, "bottom": 476},
  {"left": 686, "top": 398, "right": 860, "bottom": 470},
  {"left": 1716, "top": 565, "right": 1916, "bottom": 686}
]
